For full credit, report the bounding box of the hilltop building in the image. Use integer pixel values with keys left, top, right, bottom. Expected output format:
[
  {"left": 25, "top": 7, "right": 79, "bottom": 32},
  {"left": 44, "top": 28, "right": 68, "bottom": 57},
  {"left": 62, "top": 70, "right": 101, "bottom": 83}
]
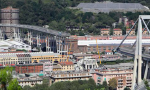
[
  {"left": 113, "top": 28, "right": 122, "bottom": 36},
  {"left": 126, "top": 29, "right": 135, "bottom": 36},
  {"left": 100, "top": 28, "right": 110, "bottom": 36},
  {"left": 76, "top": 1, "right": 149, "bottom": 13}
]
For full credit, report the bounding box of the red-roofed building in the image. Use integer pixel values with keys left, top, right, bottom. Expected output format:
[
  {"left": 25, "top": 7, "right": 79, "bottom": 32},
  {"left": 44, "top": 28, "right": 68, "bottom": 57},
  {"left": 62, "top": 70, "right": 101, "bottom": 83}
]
[
  {"left": 126, "top": 29, "right": 135, "bottom": 36},
  {"left": 69, "top": 35, "right": 150, "bottom": 40},
  {"left": 105, "top": 50, "right": 113, "bottom": 55},
  {"left": 59, "top": 61, "right": 74, "bottom": 71},
  {"left": 101, "top": 28, "right": 110, "bottom": 36},
  {"left": 113, "top": 28, "right": 122, "bottom": 36}
]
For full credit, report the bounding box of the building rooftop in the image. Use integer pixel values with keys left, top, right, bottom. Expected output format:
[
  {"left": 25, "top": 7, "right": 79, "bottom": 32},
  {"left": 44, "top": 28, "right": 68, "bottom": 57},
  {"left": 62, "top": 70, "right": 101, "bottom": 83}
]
[
  {"left": 77, "top": 2, "right": 149, "bottom": 13},
  {"left": 126, "top": 29, "right": 135, "bottom": 31},
  {"left": 78, "top": 39, "right": 150, "bottom": 46},
  {"left": 113, "top": 28, "right": 122, "bottom": 31},
  {"left": 0, "top": 52, "right": 60, "bottom": 58},
  {"left": 53, "top": 64, "right": 62, "bottom": 69},
  {"left": 51, "top": 70, "right": 90, "bottom": 75},
  {"left": 105, "top": 50, "right": 111, "bottom": 52},
  {"left": 1, "top": 6, "right": 19, "bottom": 10},
  {"left": 59, "top": 61, "right": 74, "bottom": 66},
  {"left": 16, "top": 63, "right": 43, "bottom": 66},
  {"left": 70, "top": 35, "right": 150, "bottom": 40},
  {"left": 101, "top": 28, "right": 110, "bottom": 31}
]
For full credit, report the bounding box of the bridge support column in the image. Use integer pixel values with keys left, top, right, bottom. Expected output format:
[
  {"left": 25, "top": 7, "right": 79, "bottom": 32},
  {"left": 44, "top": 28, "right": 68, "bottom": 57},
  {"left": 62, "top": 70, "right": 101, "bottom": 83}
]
[
  {"left": 0, "top": 28, "right": 4, "bottom": 40},
  {"left": 58, "top": 36, "right": 61, "bottom": 54},
  {"left": 38, "top": 35, "right": 42, "bottom": 52},
  {"left": 36, "top": 35, "right": 39, "bottom": 47},
  {"left": 132, "top": 16, "right": 143, "bottom": 90},
  {"left": 137, "top": 17, "right": 142, "bottom": 85},
  {"left": 46, "top": 36, "right": 50, "bottom": 52},
  {"left": 13, "top": 28, "right": 18, "bottom": 40},
  {"left": 17, "top": 28, "right": 21, "bottom": 42},
  {"left": 144, "top": 61, "right": 149, "bottom": 79},
  {"left": 29, "top": 31, "right": 33, "bottom": 46},
  {"left": 28, "top": 31, "right": 29, "bottom": 44}
]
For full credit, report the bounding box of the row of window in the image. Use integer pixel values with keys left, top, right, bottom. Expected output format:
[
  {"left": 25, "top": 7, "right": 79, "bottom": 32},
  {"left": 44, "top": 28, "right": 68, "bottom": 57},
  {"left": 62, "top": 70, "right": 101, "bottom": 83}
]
[
  {"left": 0, "top": 57, "right": 64, "bottom": 61},
  {"left": 88, "top": 47, "right": 112, "bottom": 51}
]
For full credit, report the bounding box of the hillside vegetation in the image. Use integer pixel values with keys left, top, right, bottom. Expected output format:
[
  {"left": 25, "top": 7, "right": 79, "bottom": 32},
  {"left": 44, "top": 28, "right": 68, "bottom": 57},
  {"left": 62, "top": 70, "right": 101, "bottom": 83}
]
[{"left": 0, "top": 0, "right": 150, "bottom": 35}]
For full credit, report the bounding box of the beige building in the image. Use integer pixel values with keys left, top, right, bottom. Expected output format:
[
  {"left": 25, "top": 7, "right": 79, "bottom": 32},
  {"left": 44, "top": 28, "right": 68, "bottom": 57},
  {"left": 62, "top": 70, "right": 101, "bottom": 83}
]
[
  {"left": 50, "top": 71, "right": 92, "bottom": 84},
  {"left": 91, "top": 63, "right": 133, "bottom": 90},
  {"left": 101, "top": 28, "right": 110, "bottom": 36},
  {"left": 126, "top": 29, "right": 135, "bottom": 35},
  {"left": 58, "top": 61, "right": 74, "bottom": 71},
  {"left": 53, "top": 64, "right": 62, "bottom": 71},
  {"left": 18, "top": 76, "right": 43, "bottom": 87},
  {"left": 113, "top": 28, "right": 122, "bottom": 36},
  {"left": 31, "top": 52, "right": 67, "bottom": 63},
  {"left": 0, "top": 54, "right": 19, "bottom": 65},
  {"left": 0, "top": 52, "right": 67, "bottom": 66}
]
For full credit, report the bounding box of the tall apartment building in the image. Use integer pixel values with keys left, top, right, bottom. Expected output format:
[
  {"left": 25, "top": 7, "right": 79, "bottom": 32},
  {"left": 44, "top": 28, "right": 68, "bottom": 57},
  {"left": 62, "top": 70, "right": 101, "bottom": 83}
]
[
  {"left": 91, "top": 63, "right": 133, "bottom": 90},
  {"left": 1, "top": 6, "right": 19, "bottom": 39}
]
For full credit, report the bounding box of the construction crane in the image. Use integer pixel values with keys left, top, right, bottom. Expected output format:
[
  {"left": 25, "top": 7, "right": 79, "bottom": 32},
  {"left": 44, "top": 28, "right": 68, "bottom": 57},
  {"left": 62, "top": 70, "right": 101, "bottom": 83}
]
[{"left": 96, "top": 39, "right": 101, "bottom": 64}]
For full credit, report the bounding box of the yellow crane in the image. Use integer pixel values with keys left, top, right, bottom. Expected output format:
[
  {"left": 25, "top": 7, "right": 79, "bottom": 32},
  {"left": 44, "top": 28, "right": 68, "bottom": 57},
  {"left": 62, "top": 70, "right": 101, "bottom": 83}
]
[{"left": 96, "top": 39, "right": 101, "bottom": 64}]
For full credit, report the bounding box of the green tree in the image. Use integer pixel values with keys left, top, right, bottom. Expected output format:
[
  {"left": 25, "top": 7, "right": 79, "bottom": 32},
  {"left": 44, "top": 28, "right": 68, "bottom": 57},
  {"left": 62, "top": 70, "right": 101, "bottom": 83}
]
[
  {"left": 7, "top": 79, "right": 22, "bottom": 90},
  {"left": 23, "top": 86, "right": 32, "bottom": 90},
  {"left": 0, "top": 67, "right": 21, "bottom": 90},
  {"left": 38, "top": 0, "right": 43, "bottom": 5},
  {"left": 110, "top": 28, "right": 113, "bottom": 35},
  {"left": 124, "top": 87, "right": 131, "bottom": 90},
  {"left": 79, "top": 30, "right": 85, "bottom": 36},
  {"left": 122, "top": 27, "right": 126, "bottom": 35},
  {"left": 0, "top": 67, "right": 13, "bottom": 90},
  {"left": 108, "top": 78, "right": 117, "bottom": 90},
  {"left": 102, "top": 81, "right": 109, "bottom": 90},
  {"left": 144, "top": 80, "right": 150, "bottom": 90}
]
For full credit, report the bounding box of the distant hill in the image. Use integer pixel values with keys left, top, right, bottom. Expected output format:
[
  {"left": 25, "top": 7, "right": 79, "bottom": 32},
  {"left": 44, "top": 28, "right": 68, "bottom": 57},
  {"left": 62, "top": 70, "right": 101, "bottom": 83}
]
[{"left": 0, "top": 0, "right": 150, "bottom": 36}]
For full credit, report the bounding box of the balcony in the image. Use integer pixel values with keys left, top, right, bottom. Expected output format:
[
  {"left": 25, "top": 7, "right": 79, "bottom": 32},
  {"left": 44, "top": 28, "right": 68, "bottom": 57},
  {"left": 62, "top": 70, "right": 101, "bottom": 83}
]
[
  {"left": 118, "top": 82, "right": 123, "bottom": 85},
  {"left": 118, "top": 78, "right": 123, "bottom": 81},
  {"left": 118, "top": 86, "right": 123, "bottom": 88},
  {"left": 97, "top": 80, "right": 101, "bottom": 82},
  {"left": 126, "top": 84, "right": 132, "bottom": 87},
  {"left": 126, "top": 78, "right": 132, "bottom": 81}
]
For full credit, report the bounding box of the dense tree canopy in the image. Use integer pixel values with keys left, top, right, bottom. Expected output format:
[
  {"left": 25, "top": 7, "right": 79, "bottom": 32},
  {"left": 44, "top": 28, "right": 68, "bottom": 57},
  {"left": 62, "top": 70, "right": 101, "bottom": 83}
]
[
  {"left": 0, "top": 67, "right": 22, "bottom": 90},
  {"left": 108, "top": 78, "right": 117, "bottom": 90},
  {"left": 23, "top": 78, "right": 108, "bottom": 90},
  {"left": 0, "top": 0, "right": 150, "bottom": 35}
]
